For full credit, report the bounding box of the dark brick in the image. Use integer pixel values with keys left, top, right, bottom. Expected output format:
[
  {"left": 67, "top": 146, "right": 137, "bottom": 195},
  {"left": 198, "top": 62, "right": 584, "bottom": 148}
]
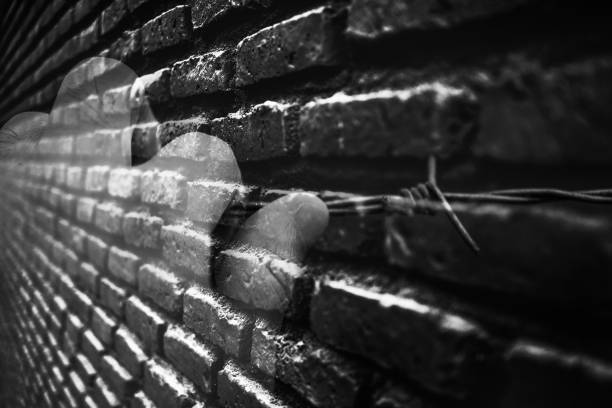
[
  {"left": 131, "top": 391, "right": 157, "bottom": 408},
  {"left": 190, "top": 0, "right": 270, "bottom": 28},
  {"left": 92, "top": 306, "right": 118, "bottom": 346},
  {"left": 170, "top": 50, "right": 234, "bottom": 98},
  {"left": 107, "top": 246, "right": 140, "bottom": 286},
  {"left": 142, "top": 6, "right": 193, "bottom": 55},
  {"left": 347, "top": 0, "right": 529, "bottom": 38},
  {"left": 235, "top": 7, "right": 341, "bottom": 86},
  {"left": 101, "top": 0, "right": 128, "bottom": 35},
  {"left": 251, "top": 319, "right": 369, "bottom": 408},
  {"left": 99, "top": 277, "right": 127, "bottom": 318},
  {"left": 163, "top": 325, "right": 221, "bottom": 393},
  {"left": 114, "top": 325, "right": 148, "bottom": 377},
  {"left": 310, "top": 277, "right": 497, "bottom": 398},
  {"left": 138, "top": 263, "right": 186, "bottom": 316},
  {"left": 132, "top": 68, "right": 171, "bottom": 105},
  {"left": 211, "top": 102, "right": 299, "bottom": 161},
  {"left": 125, "top": 296, "right": 167, "bottom": 354},
  {"left": 143, "top": 357, "right": 197, "bottom": 408},
  {"left": 299, "top": 85, "right": 479, "bottom": 158},
  {"left": 108, "top": 29, "right": 141, "bottom": 62},
  {"left": 500, "top": 341, "right": 612, "bottom": 407},
  {"left": 101, "top": 354, "right": 137, "bottom": 397},
  {"left": 129, "top": 124, "right": 161, "bottom": 163},
  {"left": 183, "top": 286, "right": 253, "bottom": 359}
]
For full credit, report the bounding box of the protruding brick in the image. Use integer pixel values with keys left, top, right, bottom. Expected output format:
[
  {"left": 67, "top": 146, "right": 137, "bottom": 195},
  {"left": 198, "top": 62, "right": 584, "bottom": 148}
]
[
  {"left": 235, "top": 7, "right": 341, "bottom": 86},
  {"left": 131, "top": 391, "right": 157, "bottom": 408},
  {"left": 87, "top": 234, "right": 109, "bottom": 270},
  {"left": 161, "top": 224, "right": 211, "bottom": 283},
  {"left": 92, "top": 306, "right": 118, "bottom": 346},
  {"left": 82, "top": 330, "right": 106, "bottom": 369},
  {"left": 310, "top": 278, "right": 496, "bottom": 397},
  {"left": 138, "top": 263, "right": 186, "bottom": 316},
  {"left": 114, "top": 325, "right": 148, "bottom": 377},
  {"left": 74, "top": 353, "right": 97, "bottom": 386},
  {"left": 78, "top": 262, "right": 100, "bottom": 295},
  {"left": 299, "top": 85, "right": 478, "bottom": 158},
  {"left": 140, "top": 170, "right": 187, "bottom": 210},
  {"left": 142, "top": 5, "right": 193, "bottom": 55},
  {"left": 101, "top": 354, "right": 137, "bottom": 397},
  {"left": 99, "top": 277, "right": 127, "bottom": 318},
  {"left": 108, "top": 168, "right": 141, "bottom": 200},
  {"left": 122, "top": 211, "right": 163, "bottom": 249},
  {"left": 125, "top": 296, "right": 167, "bottom": 354},
  {"left": 170, "top": 50, "right": 234, "bottom": 98},
  {"left": 251, "top": 320, "right": 369, "bottom": 408},
  {"left": 108, "top": 247, "right": 140, "bottom": 286},
  {"left": 144, "top": 357, "right": 197, "bottom": 408},
  {"left": 94, "top": 201, "right": 125, "bottom": 235},
  {"left": 101, "top": 0, "right": 128, "bottom": 35},
  {"left": 93, "top": 377, "right": 121, "bottom": 408},
  {"left": 132, "top": 68, "right": 171, "bottom": 105},
  {"left": 156, "top": 116, "right": 210, "bottom": 147},
  {"left": 163, "top": 325, "right": 221, "bottom": 393},
  {"left": 211, "top": 102, "right": 299, "bottom": 161},
  {"left": 191, "top": 0, "right": 271, "bottom": 29},
  {"left": 183, "top": 286, "right": 253, "bottom": 359}
]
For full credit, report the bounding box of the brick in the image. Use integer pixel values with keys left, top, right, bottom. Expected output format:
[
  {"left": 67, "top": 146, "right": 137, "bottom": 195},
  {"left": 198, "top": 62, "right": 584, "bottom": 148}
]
[
  {"left": 125, "top": 296, "right": 167, "bottom": 354},
  {"left": 103, "top": 86, "right": 132, "bottom": 117},
  {"left": 218, "top": 361, "right": 293, "bottom": 408},
  {"left": 140, "top": 170, "right": 187, "bottom": 209},
  {"left": 501, "top": 341, "right": 612, "bottom": 406},
  {"left": 74, "top": 353, "right": 97, "bottom": 385},
  {"left": 170, "top": 50, "right": 234, "bottom": 98},
  {"left": 211, "top": 102, "right": 299, "bottom": 161},
  {"left": 78, "top": 262, "right": 100, "bottom": 295},
  {"left": 138, "top": 263, "right": 186, "bottom": 316},
  {"left": 142, "top": 5, "right": 193, "bottom": 55},
  {"left": 92, "top": 306, "right": 118, "bottom": 346},
  {"left": 66, "top": 313, "right": 85, "bottom": 349},
  {"left": 101, "top": 354, "right": 137, "bottom": 397},
  {"left": 68, "top": 370, "right": 87, "bottom": 397},
  {"left": 108, "top": 168, "right": 141, "bottom": 200},
  {"left": 99, "top": 277, "right": 127, "bottom": 318},
  {"left": 85, "top": 166, "right": 111, "bottom": 193},
  {"left": 107, "top": 246, "right": 140, "bottom": 286},
  {"left": 236, "top": 7, "right": 341, "bottom": 86},
  {"left": 299, "top": 85, "right": 479, "bottom": 158},
  {"left": 128, "top": 124, "right": 160, "bottom": 164},
  {"left": 64, "top": 248, "right": 80, "bottom": 279},
  {"left": 251, "top": 320, "right": 369, "bottom": 408},
  {"left": 71, "top": 226, "right": 88, "bottom": 255},
  {"left": 163, "top": 325, "right": 221, "bottom": 393},
  {"left": 348, "top": 0, "right": 529, "bottom": 38},
  {"left": 132, "top": 68, "right": 171, "bottom": 105},
  {"left": 122, "top": 211, "right": 163, "bottom": 248},
  {"left": 114, "top": 325, "right": 148, "bottom": 377},
  {"left": 161, "top": 224, "right": 211, "bottom": 283},
  {"left": 156, "top": 117, "right": 210, "bottom": 148},
  {"left": 127, "top": 0, "right": 150, "bottom": 12},
  {"left": 310, "top": 277, "right": 496, "bottom": 397},
  {"left": 186, "top": 179, "right": 241, "bottom": 227},
  {"left": 93, "top": 377, "right": 121, "bottom": 408},
  {"left": 101, "top": 0, "right": 128, "bottom": 35},
  {"left": 94, "top": 201, "right": 125, "bottom": 235},
  {"left": 59, "top": 192, "right": 77, "bottom": 216},
  {"left": 82, "top": 330, "right": 106, "bottom": 368},
  {"left": 87, "top": 234, "right": 109, "bottom": 270},
  {"left": 131, "top": 391, "right": 156, "bottom": 408},
  {"left": 191, "top": 0, "right": 271, "bottom": 29},
  {"left": 183, "top": 286, "right": 252, "bottom": 359},
  {"left": 144, "top": 357, "right": 197, "bottom": 408},
  {"left": 108, "top": 29, "right": 141, "bottom": 62}
]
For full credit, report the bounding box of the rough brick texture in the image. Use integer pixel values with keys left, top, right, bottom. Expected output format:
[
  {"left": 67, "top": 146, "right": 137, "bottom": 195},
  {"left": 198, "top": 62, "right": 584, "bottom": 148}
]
[{"left": 2, "top": 1, "right": 612, "bottom": 408}]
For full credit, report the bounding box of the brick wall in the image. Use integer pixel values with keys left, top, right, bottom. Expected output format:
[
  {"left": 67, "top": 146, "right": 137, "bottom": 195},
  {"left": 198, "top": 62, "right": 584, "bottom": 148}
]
[{"left": 1, "top": 1, "right": 612, "bottom": 407}]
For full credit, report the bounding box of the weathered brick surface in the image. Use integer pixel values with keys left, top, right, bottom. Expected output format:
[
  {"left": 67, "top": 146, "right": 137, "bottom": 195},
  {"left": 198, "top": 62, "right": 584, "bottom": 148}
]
[
  {"left": 122, "top": 211, "right": 163, "bottom": 248},
  {"left": 170, "top": 50, "right": 234, "bottom": 97},
  {"left": 143, "top": 357, "right": 197, "bottom": 408},
  {"left": 138, "top": 263, "right": 186, "bottom": 316},
  {"left": 163, "top": 325, "right": 221, "bottom": 393},
  {"left": 235, "top": 7, "right": 342, "bottom": 86},
  {"left": 107, "top": 246, "right": 140, "bottom": 286},
  {"left": 191, "top": 0, "right": 271, "bottom": 29},
  {"left": 183, "top": 286, "right": 253, "bottom": 359},
  {"left": 114, "top": 325, "right": 148, "bottom": 377},
  {"left": 142, "top": 6, "right": 193, "bottom": 55},
  {"left": 161, "top": 224, "right": 211, "bottom": 283},
  {"left": 125, "top": 296, "right": 167, "bottom": 354},
  {"left": 299, "top": 85, "right": 478, "bottom": 158}
]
